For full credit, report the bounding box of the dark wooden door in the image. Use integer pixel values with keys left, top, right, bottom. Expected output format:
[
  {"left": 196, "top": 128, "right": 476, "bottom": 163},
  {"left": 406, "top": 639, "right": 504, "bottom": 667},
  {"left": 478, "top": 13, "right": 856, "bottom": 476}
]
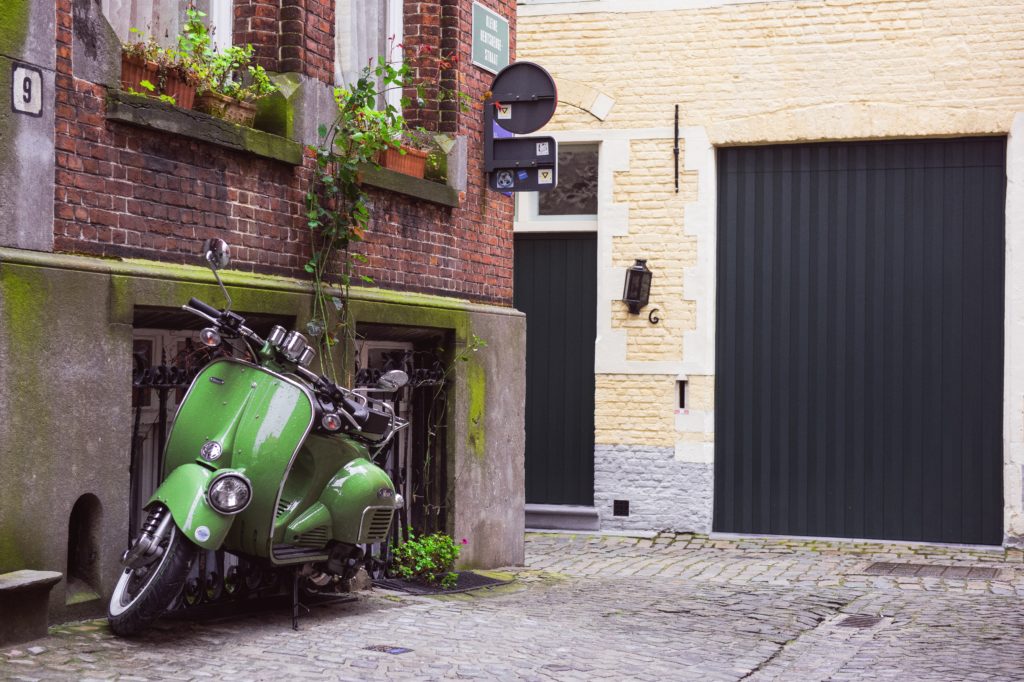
[
  {"left": 714, "top": 138, "right": 1006, "bottom": 545},
  {"left": 514, "top": 233, "right": 597, "bottom": 505}
]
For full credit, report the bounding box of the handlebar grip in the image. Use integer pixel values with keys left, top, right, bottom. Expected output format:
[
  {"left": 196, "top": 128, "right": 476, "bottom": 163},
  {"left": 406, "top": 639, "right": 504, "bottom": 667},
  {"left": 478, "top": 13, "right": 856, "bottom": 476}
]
[{"left": 188, "top": 298, "right": 221, "bottom": 319}]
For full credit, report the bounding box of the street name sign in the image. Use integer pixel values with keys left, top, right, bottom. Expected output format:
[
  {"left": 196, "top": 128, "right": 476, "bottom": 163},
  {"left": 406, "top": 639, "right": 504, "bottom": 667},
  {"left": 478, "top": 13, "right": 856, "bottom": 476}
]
[{"left": 472, "top": 3, "right": 510, "bottom": 75}]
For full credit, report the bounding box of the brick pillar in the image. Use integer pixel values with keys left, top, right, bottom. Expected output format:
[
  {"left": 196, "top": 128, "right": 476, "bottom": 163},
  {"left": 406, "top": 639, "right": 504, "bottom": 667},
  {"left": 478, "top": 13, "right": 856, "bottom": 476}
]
[
  {"left": 234, "top": 0, "right": 279, "bottom": 72},
  {"left": 403, "top": 0, "right": 443, "bottom": 131},
  {"left": 278, "top": 0, "right": 334, "bottom": 83}
]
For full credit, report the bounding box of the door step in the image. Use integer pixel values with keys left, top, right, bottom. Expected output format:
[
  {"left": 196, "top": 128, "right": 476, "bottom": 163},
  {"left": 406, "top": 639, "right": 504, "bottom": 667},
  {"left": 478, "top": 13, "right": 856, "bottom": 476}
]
[{"left": 525, "top": 504, "right": 600, "bottom": 531}]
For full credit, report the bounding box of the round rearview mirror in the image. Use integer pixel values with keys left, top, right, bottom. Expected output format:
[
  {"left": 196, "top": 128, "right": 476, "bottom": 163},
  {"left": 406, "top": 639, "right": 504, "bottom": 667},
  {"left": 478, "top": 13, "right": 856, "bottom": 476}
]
[
  {"left": 202, "top": 239, "right": 230, "bottom": 271},
  {"left": 376, "top": 369, "right": 409, "bottom": 392}
]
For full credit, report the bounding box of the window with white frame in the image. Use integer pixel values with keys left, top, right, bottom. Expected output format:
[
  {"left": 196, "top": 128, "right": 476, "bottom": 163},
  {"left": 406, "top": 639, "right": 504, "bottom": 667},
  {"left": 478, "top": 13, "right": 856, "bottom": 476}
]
[
  {"left": 102, "top": 0, "right": 233, "bottom": 51},
  {"left": 516, "top": 143, "right": 600, "bottom": 232},
  {"left": 335, "top": 0, "right": 404, "bottom": 107}
]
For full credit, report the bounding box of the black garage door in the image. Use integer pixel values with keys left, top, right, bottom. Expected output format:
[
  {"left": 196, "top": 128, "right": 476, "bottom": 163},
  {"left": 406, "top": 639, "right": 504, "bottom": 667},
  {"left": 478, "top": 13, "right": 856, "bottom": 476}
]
[{"left": 714, "top": 138, "right": 1005, "bottom": 545}]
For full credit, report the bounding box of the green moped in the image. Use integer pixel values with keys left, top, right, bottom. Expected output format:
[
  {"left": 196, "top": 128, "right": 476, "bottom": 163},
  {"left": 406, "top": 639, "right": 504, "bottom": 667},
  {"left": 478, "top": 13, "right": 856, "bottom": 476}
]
[{"left": 108, "top": 240, "right": 408, "bottom": 636}]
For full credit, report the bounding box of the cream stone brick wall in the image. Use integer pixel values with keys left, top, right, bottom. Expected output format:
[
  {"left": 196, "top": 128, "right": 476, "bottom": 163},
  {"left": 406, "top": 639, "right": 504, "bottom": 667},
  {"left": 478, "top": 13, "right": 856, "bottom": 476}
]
[
  {"left": 518, "top": 0, "right": 1024, "bottom": 537},
  {"left": 521, "top": 0, "right": 1024, "bottom": 143},
  {"left": 595, "top": 374, "right": 677, "bottom": 447},
  {"left": 610, "top": 139, "right": 699, "bottom": 363}
]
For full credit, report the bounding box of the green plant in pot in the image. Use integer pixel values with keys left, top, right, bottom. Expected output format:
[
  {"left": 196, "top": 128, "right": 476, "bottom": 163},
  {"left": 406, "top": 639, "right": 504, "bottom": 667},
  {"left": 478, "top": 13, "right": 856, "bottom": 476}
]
[
  {"left": 121, "top": 28, "right": 199, "bottom": 107},
  {"left": 379, "top": 127, "right": 456, "bottom": 180},
  {"left": 179, "top": 8, "right": 277, "bottom": 127},
  {"left": 391, "top": 530, "right": 463, "bottom": 589}
]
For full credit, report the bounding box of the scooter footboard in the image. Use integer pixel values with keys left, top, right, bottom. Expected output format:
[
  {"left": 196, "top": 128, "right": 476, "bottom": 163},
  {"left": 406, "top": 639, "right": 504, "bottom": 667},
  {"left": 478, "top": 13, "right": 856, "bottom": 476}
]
[{"left": 148, "top": 464, "right": 235, "bottom": 550}]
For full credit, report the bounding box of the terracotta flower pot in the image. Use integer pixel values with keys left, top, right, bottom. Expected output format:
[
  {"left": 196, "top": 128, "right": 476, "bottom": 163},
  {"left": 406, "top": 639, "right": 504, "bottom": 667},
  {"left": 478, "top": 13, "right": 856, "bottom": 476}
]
[
  {"left": 120, "top": 55, "right": 158, "bottom": 93},
  {"left": 194, "top": 91, "right": 258, "bottom": 128},
  {"left": 379, "top": 145, "right": 429, "bottom": 179},
  {"left": 120, "top": 54, "right": 196, "bottom": 109},
  {"left": 161, "top": 75, "right": 196, "bottom": 110}
]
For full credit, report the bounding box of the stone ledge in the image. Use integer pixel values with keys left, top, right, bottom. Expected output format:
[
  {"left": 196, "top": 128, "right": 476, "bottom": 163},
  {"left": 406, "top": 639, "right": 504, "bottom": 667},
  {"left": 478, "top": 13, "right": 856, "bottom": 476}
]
[
  {"left": 0, "top": 570, "right": 62, "bottom": 593},
  {"left": 105, "top": 90, "right": 303, "bottom": 165},
  {"left": 358, "top": 164, "right": 460, "bottom": 208},
  {"left": 525, "top": 504, "right": 601, "bottom": 531}
]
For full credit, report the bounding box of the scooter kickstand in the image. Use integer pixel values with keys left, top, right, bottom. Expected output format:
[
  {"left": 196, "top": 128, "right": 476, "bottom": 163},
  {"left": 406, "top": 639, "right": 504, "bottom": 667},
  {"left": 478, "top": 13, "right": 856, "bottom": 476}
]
[{"left": 291, "top": 569, "right": 309, "bottom": 631}]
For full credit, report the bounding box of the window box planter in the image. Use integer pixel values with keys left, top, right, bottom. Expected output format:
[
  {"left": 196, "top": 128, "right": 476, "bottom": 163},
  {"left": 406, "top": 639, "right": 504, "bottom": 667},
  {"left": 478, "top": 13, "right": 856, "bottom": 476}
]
[
  {"left": 120, "top": 54, "right": 197, "bottom": 110},
  {"left": 378, "top": 145, "right": 429, "bottom": 179},
  {"left": 194, "top": 91, "right": 258, "bottom": 128}
]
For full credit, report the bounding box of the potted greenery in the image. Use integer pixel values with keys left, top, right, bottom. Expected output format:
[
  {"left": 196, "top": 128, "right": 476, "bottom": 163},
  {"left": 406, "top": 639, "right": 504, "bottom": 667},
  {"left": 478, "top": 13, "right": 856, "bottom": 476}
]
[
  {"left": 390, "top": 530, "right": 464, "bottom": 589},
  {"left": 378, "top": 131, "right": 434, "bottom": 179},
  {"left": 178, "top": 8, "right": 277, "bottom": 127},
  {"left": 121, "top": 29, "right": 198, "bottom": 108}
]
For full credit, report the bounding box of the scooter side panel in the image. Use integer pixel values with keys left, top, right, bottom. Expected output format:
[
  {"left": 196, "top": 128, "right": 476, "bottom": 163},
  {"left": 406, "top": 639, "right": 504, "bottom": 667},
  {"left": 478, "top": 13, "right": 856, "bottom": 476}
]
[
  {"left": 272, "top": 434, "right": 368, "bottom": 537},
  {"left": 148, "top": 464, "right": 232, "bottom": 550},
  {"left": 318, "top": 458, "right": 397, "bottom": 544}
]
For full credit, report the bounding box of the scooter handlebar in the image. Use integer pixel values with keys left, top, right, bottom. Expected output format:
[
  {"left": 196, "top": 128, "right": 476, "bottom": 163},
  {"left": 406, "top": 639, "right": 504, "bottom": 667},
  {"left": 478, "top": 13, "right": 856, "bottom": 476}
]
[{"left": 188, "top": 297, "right": 221, "bottom": 318}]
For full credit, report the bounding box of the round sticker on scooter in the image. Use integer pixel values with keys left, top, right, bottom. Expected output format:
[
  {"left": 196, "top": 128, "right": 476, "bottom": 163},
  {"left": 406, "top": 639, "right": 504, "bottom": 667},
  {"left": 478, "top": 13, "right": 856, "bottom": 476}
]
[{"left": 195, "top": 526, "right": 211, "bottom": 542}]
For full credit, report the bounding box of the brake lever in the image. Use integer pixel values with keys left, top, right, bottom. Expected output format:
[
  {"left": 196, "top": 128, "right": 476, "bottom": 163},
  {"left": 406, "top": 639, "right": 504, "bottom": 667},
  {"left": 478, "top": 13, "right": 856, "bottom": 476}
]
[{"left": 181, "top": 304, "right": 219, "bottom": 326}]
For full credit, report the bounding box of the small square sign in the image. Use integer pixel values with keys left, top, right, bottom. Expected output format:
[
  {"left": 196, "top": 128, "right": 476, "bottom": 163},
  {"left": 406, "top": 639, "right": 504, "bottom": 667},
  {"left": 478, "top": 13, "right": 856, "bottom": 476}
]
[
  {"left": 11, "top": 63, "right": 43, "bottom": 117},
  {"left": 536, "top": 141, "right": 550, "bottom": 156},
  {"left": 496, "top": 103, "right": 512, "bottom": 120},
  {"left": 472, "top": 3, "right": 510, "bottom": 74},
  {"left": 538, "top": 168, "right": 554, "bottom": 185}
]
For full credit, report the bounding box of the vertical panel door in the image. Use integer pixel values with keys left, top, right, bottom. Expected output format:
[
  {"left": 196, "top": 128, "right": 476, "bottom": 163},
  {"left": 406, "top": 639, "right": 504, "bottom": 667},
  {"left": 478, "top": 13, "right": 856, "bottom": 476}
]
[
  {"left": 714, "top": 138, "right": 1005, "bottom": 545},
  {"left": 515, "top": 233, "right": 597, "bottom": 505}
]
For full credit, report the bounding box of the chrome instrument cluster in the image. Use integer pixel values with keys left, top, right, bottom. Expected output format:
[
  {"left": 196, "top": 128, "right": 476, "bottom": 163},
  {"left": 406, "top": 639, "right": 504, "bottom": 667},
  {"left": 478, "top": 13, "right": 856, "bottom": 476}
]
[{"left": 267, "top": 325, "right": 316, "bottom": 367}]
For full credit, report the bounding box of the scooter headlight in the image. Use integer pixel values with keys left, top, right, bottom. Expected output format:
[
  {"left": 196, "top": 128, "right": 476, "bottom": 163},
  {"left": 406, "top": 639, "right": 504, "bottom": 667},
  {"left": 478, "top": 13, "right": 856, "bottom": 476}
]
[{"left": 207, "top": 472, "right": 252, "bottom": 515}]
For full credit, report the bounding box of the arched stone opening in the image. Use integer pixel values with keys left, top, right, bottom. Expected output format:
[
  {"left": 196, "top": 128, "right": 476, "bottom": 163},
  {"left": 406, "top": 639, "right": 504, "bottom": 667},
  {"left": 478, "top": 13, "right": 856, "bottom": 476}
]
[{"left": 66, "top": 493, "right": 103, "bottom": 604}]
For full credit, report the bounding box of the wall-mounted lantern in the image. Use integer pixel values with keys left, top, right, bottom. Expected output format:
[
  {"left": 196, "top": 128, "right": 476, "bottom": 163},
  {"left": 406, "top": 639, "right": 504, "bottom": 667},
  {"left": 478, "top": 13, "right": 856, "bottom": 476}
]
[{"left": 622, "top": 259, "right": 652, "bottom": 314}]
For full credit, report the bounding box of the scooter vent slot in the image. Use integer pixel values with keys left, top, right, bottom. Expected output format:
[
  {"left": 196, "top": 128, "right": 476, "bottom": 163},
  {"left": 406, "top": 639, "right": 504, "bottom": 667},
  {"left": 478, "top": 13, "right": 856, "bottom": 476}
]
[
  {"left": 362, "top": 508, "right": 394, "bottom": 543},
  {"left": 295, "top": 526, "right": 328, "bottom": 547},
  {"left": 276, "top": 499, "right": 293, "bottom": 518}
]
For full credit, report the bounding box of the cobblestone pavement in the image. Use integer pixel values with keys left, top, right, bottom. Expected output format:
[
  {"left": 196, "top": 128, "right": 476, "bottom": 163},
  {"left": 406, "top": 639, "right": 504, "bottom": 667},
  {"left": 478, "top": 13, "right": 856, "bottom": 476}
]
[{"left": 3, "top": 532, "right": 1023, "bottom": 681}]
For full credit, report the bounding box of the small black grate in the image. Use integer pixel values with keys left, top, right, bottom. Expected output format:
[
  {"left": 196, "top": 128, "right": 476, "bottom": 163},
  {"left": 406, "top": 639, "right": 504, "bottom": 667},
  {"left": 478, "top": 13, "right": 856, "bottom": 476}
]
[
  {"left": 373, "top": 570, "right": 512, "bottom": 595},
  {"left": 837, "top": 614, "right": 883, "bottom": 629},
  {"left": 365, "top": 645, "right": 412, "bottom": 655},
  {"left": 613, "top": 500, "right": 629, "bottom": 517}
]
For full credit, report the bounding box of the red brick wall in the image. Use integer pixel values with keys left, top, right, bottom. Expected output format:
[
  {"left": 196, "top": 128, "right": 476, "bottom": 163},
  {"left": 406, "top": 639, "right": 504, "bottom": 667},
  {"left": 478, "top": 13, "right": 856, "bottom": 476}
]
[
  {"left": 279, "top": 0, "right": 334, "bottom": 82},
  {"left": 233, "top": 0, "right": 279, "bottom": 72},
  {"left": 234, "top": 0, "right": 334, "bottom": 82},
  {"left": 54, "top": 0, "right": 516, "bottom": 306}
]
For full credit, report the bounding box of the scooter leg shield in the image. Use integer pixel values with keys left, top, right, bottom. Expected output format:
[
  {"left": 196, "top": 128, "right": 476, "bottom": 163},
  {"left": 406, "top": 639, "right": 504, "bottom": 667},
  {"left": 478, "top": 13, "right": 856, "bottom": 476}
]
[{"left": 147, "top": 464, "right": 235, "bottom": 550}]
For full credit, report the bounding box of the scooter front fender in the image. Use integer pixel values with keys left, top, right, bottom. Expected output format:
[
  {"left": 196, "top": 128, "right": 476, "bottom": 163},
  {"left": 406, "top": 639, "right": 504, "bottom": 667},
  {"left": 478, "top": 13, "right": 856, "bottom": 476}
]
[{"left": 148, "top": 464, "right": 234, "bottom": 551}]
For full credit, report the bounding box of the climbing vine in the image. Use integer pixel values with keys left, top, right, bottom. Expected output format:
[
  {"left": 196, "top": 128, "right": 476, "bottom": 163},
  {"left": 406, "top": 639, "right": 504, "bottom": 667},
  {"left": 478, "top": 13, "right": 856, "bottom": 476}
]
[{"left": 303, "top": 45, "right": 468, "bottom": 377}]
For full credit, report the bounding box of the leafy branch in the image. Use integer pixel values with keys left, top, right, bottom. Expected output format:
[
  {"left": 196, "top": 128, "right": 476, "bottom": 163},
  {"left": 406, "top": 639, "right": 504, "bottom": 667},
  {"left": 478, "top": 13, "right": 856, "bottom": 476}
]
[{"left": 304, "top": 42, "right": 467, "bottom": 377}]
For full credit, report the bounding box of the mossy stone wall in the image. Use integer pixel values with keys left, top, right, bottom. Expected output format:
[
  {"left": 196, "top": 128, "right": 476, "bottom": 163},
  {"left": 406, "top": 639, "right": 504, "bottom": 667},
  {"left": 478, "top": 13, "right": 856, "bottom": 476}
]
[{"left": 0, "top": 251, "right": 525, "bottom": 622}]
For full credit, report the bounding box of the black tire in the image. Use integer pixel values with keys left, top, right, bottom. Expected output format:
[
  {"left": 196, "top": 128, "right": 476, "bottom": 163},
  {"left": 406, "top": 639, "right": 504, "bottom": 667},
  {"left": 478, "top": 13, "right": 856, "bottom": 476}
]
[{"left": 108, "top": 517, "right": 196, "bottom": 637}]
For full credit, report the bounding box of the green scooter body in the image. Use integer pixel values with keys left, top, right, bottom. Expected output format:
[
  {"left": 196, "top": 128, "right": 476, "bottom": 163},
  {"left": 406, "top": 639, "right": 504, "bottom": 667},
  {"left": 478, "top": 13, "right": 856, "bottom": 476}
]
[{"left": 149, "top": 357, "right": 397, "bottom": 564}]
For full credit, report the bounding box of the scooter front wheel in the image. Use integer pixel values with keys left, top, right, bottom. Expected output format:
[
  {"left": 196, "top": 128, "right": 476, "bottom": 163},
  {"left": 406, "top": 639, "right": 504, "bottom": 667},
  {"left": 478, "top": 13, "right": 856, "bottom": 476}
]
[{"left": 108, "top": 509, "right": 196, "bottom": 636}]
